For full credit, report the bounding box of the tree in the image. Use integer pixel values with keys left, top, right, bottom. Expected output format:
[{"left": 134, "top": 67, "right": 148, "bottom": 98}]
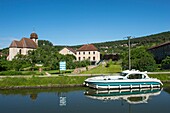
[
  {"left": 38, "top": 40, "right": 53, "bottom": 47},
  {"left": 161, "top": 56, "right": 170, "bottom": 69},
  {"left": 12, "top": 54, "right": 31, "bottom": 71},
  {"left": 122, "top": 47, "right": 157, "bottom": 71}
]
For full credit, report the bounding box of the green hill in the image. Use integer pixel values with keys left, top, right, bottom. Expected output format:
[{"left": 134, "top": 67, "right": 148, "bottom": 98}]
[{"left": 67, "top": 31, "right": 170, "bottom": 54}]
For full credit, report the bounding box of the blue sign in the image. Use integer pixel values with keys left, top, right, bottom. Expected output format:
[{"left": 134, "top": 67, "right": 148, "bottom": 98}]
[{"left": 59, "top": 61, "right": 66, "bottom": 71}]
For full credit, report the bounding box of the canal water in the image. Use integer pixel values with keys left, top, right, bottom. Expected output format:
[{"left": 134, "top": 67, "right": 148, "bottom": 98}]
[{"left": 0, "top": 87, "right": 170, "bottom": 113}]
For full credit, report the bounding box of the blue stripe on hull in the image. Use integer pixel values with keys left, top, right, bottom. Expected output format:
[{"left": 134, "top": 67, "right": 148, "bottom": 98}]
[{"left": 87, "top": 82, "right": 160, "bottom": 86}]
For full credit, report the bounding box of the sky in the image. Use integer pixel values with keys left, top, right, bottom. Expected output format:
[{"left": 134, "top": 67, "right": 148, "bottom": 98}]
[{"left": 0, "top": 0, "right": 170, "bottom": 49}]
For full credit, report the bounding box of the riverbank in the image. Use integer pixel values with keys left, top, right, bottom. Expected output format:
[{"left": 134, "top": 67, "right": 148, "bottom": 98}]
[
  {"left": 0, "top": 74, "right": 170, "bottom": 89},
  {"left": 0, "top": 76, "right": 88, "bottom": 89}
]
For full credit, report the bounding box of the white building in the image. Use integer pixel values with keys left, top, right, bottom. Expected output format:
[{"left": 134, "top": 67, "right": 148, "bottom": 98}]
[
  {"left": 59, "top": 47, "right": 76, "bottom": 56},
  {"left": 76, "top": 44, "right": 100, "bottom": 64},
  {"left": 8, "top": 32, "right": 38, "bottom": 61}
]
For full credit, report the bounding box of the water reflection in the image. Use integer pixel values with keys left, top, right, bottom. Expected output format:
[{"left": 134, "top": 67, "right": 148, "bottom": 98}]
[
  {"left": 84, "top": 88, "right": 162, "bottom": 104},
  {"left": 0, "top": 87, "right": 170, "bottom": 113},
  {"left": 0, "top": 87, "right": 85, "bottom": 101}
]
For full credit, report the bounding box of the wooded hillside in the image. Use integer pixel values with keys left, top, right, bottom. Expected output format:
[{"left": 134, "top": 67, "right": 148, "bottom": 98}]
[{"left": 68, "top": 31, "right": 170, "bottom": 54}]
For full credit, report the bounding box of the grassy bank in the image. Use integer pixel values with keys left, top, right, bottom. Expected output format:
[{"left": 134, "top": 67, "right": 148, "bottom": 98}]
[
  {"left": 81, "top": 64, "right": 121, "bottom": 74},
  {"left": 149, "top": 74, "right": 170, "bottom": 81},
  {"left": 0, "top": 76, "right": 88, "bottom": 88}
]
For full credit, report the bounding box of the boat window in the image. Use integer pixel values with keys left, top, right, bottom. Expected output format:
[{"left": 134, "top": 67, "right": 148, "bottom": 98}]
[
  {"left": 127, "top": 74, "right": 143, "bottom": 79},
  {"left": 121, "top": 73, "right": 128, "bottom": 76},
  {"left": 118, "top": 78, "right": 123, "bottom": 80}
]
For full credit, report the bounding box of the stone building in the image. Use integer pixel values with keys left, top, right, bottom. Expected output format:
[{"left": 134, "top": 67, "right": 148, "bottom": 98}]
[{"left": 8, "top": 32, "right": 38, "bottom": 61}]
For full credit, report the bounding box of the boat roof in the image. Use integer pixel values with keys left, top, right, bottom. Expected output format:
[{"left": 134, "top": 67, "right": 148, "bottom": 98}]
[{"left": 122, "top": 69, "right": 147, "bottom": 74}]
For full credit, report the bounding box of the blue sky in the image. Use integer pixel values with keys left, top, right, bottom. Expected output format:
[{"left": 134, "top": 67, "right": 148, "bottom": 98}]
[{"left": 0, "top": 0, "right": 170, "bottom": 49}]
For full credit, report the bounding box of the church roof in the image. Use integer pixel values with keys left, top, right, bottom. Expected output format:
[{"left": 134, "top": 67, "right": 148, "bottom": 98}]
[
  {"left": 9, "top": 38, "right": 38, "bottom": 49},
  {"left": 77, "top": 44, "right": 98, "bottom": 51}
]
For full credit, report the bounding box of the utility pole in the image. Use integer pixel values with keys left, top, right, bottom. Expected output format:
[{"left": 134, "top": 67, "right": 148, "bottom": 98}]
[{"left": 127, "top": 36, "right": 131, "bottom": 70}]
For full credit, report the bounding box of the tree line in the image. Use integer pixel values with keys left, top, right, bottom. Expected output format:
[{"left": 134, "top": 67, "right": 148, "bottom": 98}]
[{"left": 0, "top": 44, "right": 90, "bottom": 71}]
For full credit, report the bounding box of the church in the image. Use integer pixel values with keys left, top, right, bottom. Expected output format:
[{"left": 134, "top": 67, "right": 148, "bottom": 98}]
[{"left": 8, "top": 32, "right": 38, "bottom": 61}]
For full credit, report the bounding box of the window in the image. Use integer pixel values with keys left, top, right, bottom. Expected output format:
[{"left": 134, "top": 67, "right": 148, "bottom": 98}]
[
  {"left": 19, "top": 49, "right": 21, "bottom": 54},
  {"left": 79, "top": 57, "right": 81, "bottom": 61},
  {"left": 127, "top": 74, "right": 143, "bottom": 79},
  {"left": 93, "top": 57, "right": 95, "bottom": 60},
  {"left": 93, "top": 52, "right": 95, "bottom": 54},
  {"left": 83, "top": 57, "right": 85, "bottom": 60},
  {"left": 88, "top": 57, "right": 90, "bottom": 60},
  {"left": 83, "top": 52, "right": 85, "bottom": 55},
  {"left": 89, "top": 52, "right": 90, "bottom": 54},
  {"left": 79, "top": 52, "right": 80, "bottom": 55}
]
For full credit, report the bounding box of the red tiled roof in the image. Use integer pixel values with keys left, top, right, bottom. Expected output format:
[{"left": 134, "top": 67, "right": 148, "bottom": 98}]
[
  {"left": 77, "top": 44, "right": 98, "bottom": 51},
  {"left": 9, "top": 38, "right": 38, "bottom": 49},
  {"left": 66, "top": 47, "right": 76, "bottom": 54}
]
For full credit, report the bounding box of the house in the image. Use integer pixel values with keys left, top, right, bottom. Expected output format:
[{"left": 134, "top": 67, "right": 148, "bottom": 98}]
[
  {"left": 148, "top": 42, "right": 170, "bottom": 63},
  {"left": 59, "top": 47, "right": 76, "bottom": 56},
  {"left": 76, "top": 44, "right": 100, "bottom": 64},
  {"left": 8, "top": 32, "right": 38, "bottom": 61},
  {"left": 59, "top": 44, "right": 100, "bottom": 65}
]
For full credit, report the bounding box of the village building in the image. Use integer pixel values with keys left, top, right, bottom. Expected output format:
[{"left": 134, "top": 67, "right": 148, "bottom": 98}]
[
  {"left": 76, "top": 44, "right": 100, "bottom": 64},
  {"left": 8, "top": 32, "right": 38, "bottom": 61},
  {"left": 59, "top": 47, "right": 76, "bottom": 56},
  {"left": 59, "top": 44, "right": 100, "bottom": 65},
  {"left": 148, "top": 42, "right": 170, "bottom": 63}
]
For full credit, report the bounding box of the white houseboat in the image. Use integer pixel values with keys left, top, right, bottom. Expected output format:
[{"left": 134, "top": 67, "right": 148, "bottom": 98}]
[{"left": 84, "top": 70, "right": 163, "bottom": 89}]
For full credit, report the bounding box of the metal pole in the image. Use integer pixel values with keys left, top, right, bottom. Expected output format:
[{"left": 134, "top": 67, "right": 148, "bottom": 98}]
[{"left": 128, "top": 36, "right": 131, "bottom": 70}]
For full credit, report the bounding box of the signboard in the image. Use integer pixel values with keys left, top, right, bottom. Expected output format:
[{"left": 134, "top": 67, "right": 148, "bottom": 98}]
[{"left": 59, "top": 61, "right": 66, "bottom": 71}]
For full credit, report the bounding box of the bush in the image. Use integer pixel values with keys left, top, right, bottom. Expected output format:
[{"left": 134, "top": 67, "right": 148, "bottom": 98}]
[
  {"left": 105, "top": 60, "right": 113, "bottom": 67},
  {"left": 161, "top": 56, "right": 170, "bottom": 69}
]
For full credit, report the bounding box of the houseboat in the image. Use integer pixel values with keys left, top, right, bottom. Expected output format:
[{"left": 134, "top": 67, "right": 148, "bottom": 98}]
[{"left": 84, "top": 70, "right": 163, "bottom": 89}]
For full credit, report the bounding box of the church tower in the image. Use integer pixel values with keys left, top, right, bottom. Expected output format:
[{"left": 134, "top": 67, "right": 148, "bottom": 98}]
[{"left": 30, "top": 32, "right": 38, "bottom": 45}]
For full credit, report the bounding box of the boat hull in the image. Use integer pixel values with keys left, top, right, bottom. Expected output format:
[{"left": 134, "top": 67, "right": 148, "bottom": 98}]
[{"left": 84, "top": 80, "right": 162, "bottom": 89}]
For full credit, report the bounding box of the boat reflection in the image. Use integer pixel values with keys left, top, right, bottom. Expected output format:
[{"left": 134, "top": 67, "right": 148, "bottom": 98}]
[{"left": 84, "top": 88, "right": 162, "bottom": 104}]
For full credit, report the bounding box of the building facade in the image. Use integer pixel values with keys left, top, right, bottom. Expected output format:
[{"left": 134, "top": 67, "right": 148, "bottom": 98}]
[
  {"left": 8, "top": 32, "right": 38, "bottom": 61},
  {"left": 59, "top": 44, "right": 100, "bottom": 64},
  {"left": 76, "top": 44, "right": 100, "bottom": 64}
]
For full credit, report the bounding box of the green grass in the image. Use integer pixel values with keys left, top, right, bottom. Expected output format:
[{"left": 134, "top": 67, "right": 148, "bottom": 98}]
[
  {"left": 0, "top": 69, "right": 73, "bottom": 76},
  {"left": 81, "top": 64, "right": 121, "bottom": 74},
  {"left": 149, "top": 74, "right": 170, "bottom": 81},
  {"left": 0, "top": 76, "right": 88, "bottom": 87}
]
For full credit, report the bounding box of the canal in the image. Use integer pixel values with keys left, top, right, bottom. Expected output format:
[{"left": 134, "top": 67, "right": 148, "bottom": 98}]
[{"left": 0, "top": 87, "right": 170, "bottom": 113}]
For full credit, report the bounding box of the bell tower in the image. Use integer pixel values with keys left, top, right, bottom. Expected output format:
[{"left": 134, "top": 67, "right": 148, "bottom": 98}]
[{"left": 30, "top": 32, "right": 38, "bottom": 45}]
